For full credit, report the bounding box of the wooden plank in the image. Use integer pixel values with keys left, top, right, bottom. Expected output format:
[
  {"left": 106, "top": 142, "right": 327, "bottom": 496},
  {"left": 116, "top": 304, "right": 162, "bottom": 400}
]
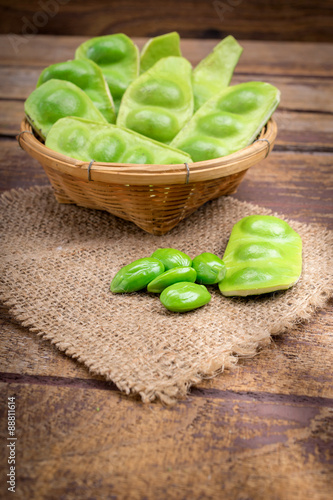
[
  {"left": 186, "top": 39, "right": 333, "bottom": 77},
  {"left": 0, "top": 100, "right": 24, "bottom": 136},
  {"left": 0, "top": 66, "right": 39, "bottom": 100},
  {"left": 1, "top": 298, "right": 332, "bottom": 398},
  {"left": 0, "top": 382, "right": 332, "bottom": 499},
  {"left": 1, "top": 35, "right": 333, "bottom": 77},
  {"left": 235, "top": 151, "right": 333, "bottom": 228},
  {"left": 273, "top": 110, "right": 333, "bottom": 152},
  {"left": 0, "top": 139, "right": 49, "bottom": 191},
  {"left": 1, "top": 0, "right": 333, "bottom": 42},
  {"left": 200, "top": 299, "right": 333, "bottom": 399},
  {"left": 0, "top": 305, "right": 94, "bottom": 380}
]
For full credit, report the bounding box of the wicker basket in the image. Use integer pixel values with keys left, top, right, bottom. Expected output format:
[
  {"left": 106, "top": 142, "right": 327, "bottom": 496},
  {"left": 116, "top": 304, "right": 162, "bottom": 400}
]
[{"left": 18, "top": 117, "right": 277, "bottom": 235}]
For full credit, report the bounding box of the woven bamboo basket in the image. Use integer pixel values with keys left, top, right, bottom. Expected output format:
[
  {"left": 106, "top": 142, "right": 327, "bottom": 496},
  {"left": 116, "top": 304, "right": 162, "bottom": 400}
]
[{"left": 18, "top": 117, "right": 277, "bottom": 235}]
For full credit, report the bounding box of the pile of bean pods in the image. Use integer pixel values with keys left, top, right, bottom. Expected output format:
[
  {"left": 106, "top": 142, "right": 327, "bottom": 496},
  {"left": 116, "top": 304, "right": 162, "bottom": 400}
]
[
  {"left": 110, "top": 215, "right": 303, "bottom": 312},
  {"left": 110, "top": 248, "right": 226, "bottom": 312},
  {"left": 24, "top": 32, "right": 280, "bottom": 164}
]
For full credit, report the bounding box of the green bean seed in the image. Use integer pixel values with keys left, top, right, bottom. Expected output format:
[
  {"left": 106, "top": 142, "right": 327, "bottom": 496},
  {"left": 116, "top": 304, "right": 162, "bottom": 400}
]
[
  {"left": 110, "top": 257, "right": 164, "bottom": 293},
  {"left": 147, "top": 267, "right": 197, "bottom": 293},
  {"left": 160, "top": 282, "right": 211, "bottom": 312},
  {"left": 151, "top": 248, "right": 192, "bottom": 270},
  {"left": 192, "top": 252, "right": 226, "bottom": 284}
]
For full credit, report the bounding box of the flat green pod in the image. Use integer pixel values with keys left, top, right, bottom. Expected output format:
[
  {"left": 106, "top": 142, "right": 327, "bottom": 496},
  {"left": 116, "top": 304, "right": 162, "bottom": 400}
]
[
  {"left": 117, "top": 56, "right": 194, "bottom": 144},
  {"left": 75, "top": 34, "right": 139, "bottom": 114},
  {"left": 45, "top": 117, "right": 193, "bottom": 165},
  {"left": 140, "top": 32, "right": 182, "bottom": 73},
  {"left": 24, "top": 79, "right": 107, "bottom": 140},
  {"left": 192, "top": 35, "right": 243, "bottom": 111},
  {"left": 171, "top": 81, "right": 280, "bottom": 162},
  {"left": 37, "top": 59, "right": 116, "bottom": 123},
  {"left": 219, "top": 215, "right": 302, "bottom": 296}
]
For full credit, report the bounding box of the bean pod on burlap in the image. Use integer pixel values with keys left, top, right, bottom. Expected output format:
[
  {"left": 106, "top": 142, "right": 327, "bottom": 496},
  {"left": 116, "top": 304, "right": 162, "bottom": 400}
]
[{"left": 219, "top": 215, "right": 303, "bottom": 296}]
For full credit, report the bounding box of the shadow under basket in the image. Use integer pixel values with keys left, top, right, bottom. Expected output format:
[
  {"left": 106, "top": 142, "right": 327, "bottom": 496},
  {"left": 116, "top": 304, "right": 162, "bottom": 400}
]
[{"left": 18, "top": 118, "right": 277, "bottom": 235}]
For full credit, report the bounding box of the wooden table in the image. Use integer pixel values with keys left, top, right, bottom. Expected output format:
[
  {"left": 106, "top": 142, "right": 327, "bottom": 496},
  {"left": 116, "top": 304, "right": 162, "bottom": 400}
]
[{"left": 0, "top": 35, "right": 332, "bottom": 500}]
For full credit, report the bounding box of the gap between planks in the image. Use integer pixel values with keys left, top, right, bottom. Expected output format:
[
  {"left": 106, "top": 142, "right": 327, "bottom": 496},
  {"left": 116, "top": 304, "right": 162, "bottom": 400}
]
[{"left": 1, "top": 372, "right": 333, "bottom": 407}]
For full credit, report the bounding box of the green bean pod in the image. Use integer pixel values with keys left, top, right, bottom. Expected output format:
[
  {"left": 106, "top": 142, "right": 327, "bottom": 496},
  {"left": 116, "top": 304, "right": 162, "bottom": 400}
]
[
  {"left": 75, "top": 33, "right": 139, "bottom": 114},
  {"left": 171, "top": 81, "right": 280, "bottom": 162},
  {"left": 45, "top": 117, "right": 192, "bottom": 164},
  {"left": 192, "top": 35, "right": 243, "bottom": 111},
  {"left": 219, "top": 215, "right": 302, "bottom": 296},
  {"left": 24, "top": 79, "right": 107, "bottom": 140},
  {"left": 140, "top": 32, "right": 182, "bottom": 73},
  {"left": 117, "top": 56, "right": 194, "bottom": 144},
  {"left": 36, "top": 59, "right": 116, "bottom": 123}
]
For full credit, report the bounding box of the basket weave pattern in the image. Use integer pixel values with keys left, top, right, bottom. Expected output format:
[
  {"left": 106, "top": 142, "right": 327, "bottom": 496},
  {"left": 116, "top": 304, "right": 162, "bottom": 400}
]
[{"left": 18, "top": 117, "right": 277, "bottom": 234}]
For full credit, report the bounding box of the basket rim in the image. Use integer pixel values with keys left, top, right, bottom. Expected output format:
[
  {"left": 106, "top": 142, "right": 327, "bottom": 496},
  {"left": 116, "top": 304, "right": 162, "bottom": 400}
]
[{"left": 18, "top": 117, "right": 277, "bottom": 186}]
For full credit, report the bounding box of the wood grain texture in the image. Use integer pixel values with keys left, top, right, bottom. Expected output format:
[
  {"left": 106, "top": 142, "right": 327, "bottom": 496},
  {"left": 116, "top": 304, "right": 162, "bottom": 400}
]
[
  {"left": 0, "top": 383, "right": 332, "bottom": 499},
  {"left": 0, "top": 305, "right": 94, "bottom": 380},
  {"left": 1, "top": 0, "right": 333, "bottom": 42},
  {"left": 0, "top": 139, "right": 49, "bottom": 191},
  {"left": 1, "top": 36, "right": 333, "bottom": 76},
  {"left": 0, "top": 35, "right": 332, "bottom": 500},
  {"left": 273, "top": 110, "right": 333, "bottom": 152},
  {"left": 235, "top": 152, "right": 333, "bottom": 227},
  {"left": 0, "top": 100, "right": 25, "bottom": 136}
]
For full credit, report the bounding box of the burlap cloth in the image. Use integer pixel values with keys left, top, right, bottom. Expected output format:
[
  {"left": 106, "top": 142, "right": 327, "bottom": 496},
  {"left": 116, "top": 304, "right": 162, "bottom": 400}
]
[{"left": 1, "top": 186, "right": 332, "bottom": 404}]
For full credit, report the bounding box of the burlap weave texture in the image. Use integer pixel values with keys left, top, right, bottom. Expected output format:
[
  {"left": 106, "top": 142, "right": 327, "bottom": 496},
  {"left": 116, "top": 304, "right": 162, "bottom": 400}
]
[{"left": 1, "top": 187, "right": 332, "bottom": 403}]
